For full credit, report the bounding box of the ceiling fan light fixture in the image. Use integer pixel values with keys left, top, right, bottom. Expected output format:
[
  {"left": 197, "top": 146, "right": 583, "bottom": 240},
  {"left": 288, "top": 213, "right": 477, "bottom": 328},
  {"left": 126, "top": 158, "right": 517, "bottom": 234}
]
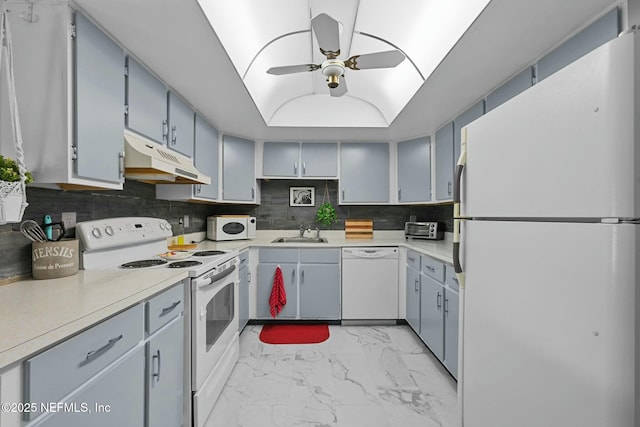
[
  {"left": 327, "top": 74, "right": 340, "bottom": 88},
  {"left": 321, "top": 59, "right": 345, "bottom": 88}
]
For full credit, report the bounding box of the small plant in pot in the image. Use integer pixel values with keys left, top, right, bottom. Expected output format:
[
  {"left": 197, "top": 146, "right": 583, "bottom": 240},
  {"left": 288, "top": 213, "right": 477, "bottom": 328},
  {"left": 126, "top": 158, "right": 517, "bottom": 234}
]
[{"left": 0, "top": 155, "right": 33, "bottom": 225}]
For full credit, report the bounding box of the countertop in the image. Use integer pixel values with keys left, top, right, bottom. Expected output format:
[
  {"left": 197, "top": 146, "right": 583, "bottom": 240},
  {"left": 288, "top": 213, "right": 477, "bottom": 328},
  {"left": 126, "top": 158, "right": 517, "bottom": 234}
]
[{"left": 0, "top": 230, "right": 452, "bottom": 370}]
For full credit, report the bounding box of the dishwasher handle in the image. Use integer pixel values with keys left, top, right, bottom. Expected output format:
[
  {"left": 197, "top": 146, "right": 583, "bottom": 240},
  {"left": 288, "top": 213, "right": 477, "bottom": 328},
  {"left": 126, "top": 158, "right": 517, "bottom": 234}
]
[{"left": 342, "top": 248, "right": 398, "bottom": 259}]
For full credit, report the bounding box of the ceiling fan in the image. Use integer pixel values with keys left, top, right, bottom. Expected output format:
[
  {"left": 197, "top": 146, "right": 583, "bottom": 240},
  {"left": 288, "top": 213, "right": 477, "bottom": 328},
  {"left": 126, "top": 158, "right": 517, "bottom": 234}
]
[{"left": 266, "top": 13, "right": 406, "bottom": 97}]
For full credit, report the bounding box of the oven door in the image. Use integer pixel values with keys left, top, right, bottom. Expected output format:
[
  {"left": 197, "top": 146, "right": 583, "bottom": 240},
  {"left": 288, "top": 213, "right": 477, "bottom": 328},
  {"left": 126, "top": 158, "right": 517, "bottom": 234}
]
[{"left": 191, "top": 261, "right": 239, "bottom": 390}]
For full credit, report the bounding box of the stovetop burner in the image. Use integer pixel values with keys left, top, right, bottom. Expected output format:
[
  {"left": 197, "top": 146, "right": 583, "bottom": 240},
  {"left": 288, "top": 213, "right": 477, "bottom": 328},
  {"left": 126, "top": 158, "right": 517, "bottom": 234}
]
[
  {"left": 168, "top": 260, "right": 203, "bottom": 269},
  {"left": 192, "top": 250, "right": 226, "bottom": 257},
  {"left": 121, "top": 259, "right": 168, "bottom": 269}
]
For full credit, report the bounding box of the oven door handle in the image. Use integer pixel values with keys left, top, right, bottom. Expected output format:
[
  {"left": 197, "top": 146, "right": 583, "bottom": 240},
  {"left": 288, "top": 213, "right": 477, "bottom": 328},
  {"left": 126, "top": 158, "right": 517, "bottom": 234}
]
[{"left": 195, "top": 263, "right": 237, "bottom": 289}]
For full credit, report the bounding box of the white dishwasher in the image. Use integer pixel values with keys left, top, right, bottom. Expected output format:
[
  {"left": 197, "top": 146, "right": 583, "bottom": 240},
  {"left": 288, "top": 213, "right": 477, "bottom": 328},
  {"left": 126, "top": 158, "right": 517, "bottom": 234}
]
[{"left": 341, "top": 247, "right": 399, "bottom": 320}]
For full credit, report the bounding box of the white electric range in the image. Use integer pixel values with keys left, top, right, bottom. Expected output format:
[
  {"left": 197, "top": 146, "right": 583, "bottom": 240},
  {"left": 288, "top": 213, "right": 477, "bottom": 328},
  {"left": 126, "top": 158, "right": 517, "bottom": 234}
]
[{"left": 76, "top": 217, "right": 240, "bottom": 427}]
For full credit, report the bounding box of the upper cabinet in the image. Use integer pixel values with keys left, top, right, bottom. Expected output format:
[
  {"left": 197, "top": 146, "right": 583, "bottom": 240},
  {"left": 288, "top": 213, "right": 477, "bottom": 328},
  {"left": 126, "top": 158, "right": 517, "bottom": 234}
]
[
  {"left": 125, "top": 57, "right": 167, "bottom": 144},
  {"left": 223, "top": 135, "right": 256, "bottom": 202},
  {"left": 126, "top": 58, "right": 195, "bottom": 158},
  {"left": 397, "top": 137, "right": 431, "bottom": 203},
  {"left": 434, "top": 122, "right": 454, "bottom": 201},
  {"left": 261, "top": 142, "right": 337, "bottom": 178},
  {"left": 0, "top": 6, "right": 125, "bottom": 189},
  {"left": 167, "top": 92, "right": 195, "bottom": 158},
  {"left": 156, "top": 114, "right": 219, "bottom": 202},
  {"left": 340, "top": 143, "right": 389, "bottom": 203}
]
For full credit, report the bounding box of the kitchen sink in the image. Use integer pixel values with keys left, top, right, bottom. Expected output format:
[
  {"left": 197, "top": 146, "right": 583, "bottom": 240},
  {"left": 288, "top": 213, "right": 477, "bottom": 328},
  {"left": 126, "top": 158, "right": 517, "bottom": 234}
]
[{"left": 271, "top": 236, "right": 328, "bottom": 243}]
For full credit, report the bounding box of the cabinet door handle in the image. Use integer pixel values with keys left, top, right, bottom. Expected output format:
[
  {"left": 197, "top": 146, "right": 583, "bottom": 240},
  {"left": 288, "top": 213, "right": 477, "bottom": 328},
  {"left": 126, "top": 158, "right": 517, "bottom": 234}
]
[
  {"left": 414, "top": 278, "right": 419, "bottom": 292},
  {"left": 251, "top": 186, "right": 255, "bottom": 199},
  {"left": 436, "top": 292, "right": 442, "bottom": 310},
  {"left": 160, "top": 301, "right": 181, "bottom": 317},
  {"left": 444, "top": 297, "right": 449, "bottom": 314},
  {"left": 342, "top": 189, "right": 345, "bottom": 200},
  {"left": 171, "top": 125, "right": 177, "bottom": 145},
  {"left": 247, "top": 272, "right": 251, "bottom": 284},
  {"left": 83, "top": 334, "right": 123, "bottom": 365},
  {"left": 426, "top": 266, "right": 436, "bottom": 272},
  {"left": 162, "top": 120, "right": 168, "bottom": 143},
  {"left": 118, "top": 151, "right": 125, "bottom": 180},
  {"left": 448, "top": 181, "right": 452, "bottom": 196},
  {"left": 152, "top": 349, "right": 161, "bottom": 383},
  {"left": 398, "top": 188, "right": 401, "bottom": 201},
  {"left": 408, "top": 257, "right": 415, "bottom": 262},
  {"left": 301, "top": 269, "right": 305, "bottom": 284},
  {"left": 302, "top": 162, "right": 306, "bottom": 175},
  {"left": 452, "top": 277, "right": 458, "bottom": 283},
  {"left": 294, "top": 162, "right": 298, "bottom": 175},
  {"left": 292, "top": 268, "right": 295, "bottom": 282}
]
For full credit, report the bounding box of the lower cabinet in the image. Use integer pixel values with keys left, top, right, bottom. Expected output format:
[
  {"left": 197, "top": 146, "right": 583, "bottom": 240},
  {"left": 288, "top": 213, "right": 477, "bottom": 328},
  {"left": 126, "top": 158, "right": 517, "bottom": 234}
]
[
  {"left": 256, "top": 248, "right": 340, "bottom": 320},
  {"left": 405, "top": 251, "right": 459, "bottom": 379},
  {"left": 22, "top": 282, "right": 186, "bottom": 426},
  {"left": 146, "top": 317, "right": 184, "bottom": 427}
]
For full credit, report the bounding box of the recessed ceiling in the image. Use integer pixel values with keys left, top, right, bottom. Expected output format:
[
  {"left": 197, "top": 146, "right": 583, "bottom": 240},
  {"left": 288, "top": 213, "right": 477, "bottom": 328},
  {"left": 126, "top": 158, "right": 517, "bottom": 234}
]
[
  {"left": 74, "top": 0, "right": 619, "bottom": 141},
  {"left": 198, "top": 0, "right": 491, "bottom": 128}
]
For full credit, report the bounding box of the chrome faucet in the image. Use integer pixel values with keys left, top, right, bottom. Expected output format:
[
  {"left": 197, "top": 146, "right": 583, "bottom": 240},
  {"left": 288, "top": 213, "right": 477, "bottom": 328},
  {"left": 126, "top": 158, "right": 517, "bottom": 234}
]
[{"left": 299, "top": 224, "right": 320, "bottom": 238}]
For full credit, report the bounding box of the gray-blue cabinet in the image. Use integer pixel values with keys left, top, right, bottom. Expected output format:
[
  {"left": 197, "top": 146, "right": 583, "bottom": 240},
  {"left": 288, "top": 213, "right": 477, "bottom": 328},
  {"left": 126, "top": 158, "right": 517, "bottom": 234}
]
[
  {"left": 167, "top": 92, "right": 195, "bottom": 158},
  {"left": 262, "top": 142, "right": 338, "bottom": 178},
  {"left": 301, "top": 143, "right": 338, "bottom": 177},
  {"left": 397, "top": 137, "right": 431, "bottom": 202},
  {"left": 406, "top": 265, "right": 421, "bottom": 334},
  {"left": 453, "top": 101, "right": 485, "bottom": 170},
  {"left": 74, "top": 12, "right": 125, "bottom": 185},
  {"left": 256, "top": 249, "right": 340, "bottom": 320},
  {"left": 238, "top": 250, "right": 250, "bottom": 332},
  {"left": 486, "top": 67, "right": 533, "bottom": 113},
  {"left": 434, "top": 122, "right": 454, "bottom": 201},
  {"left": 257, "top": 263, "right": 298, "bottom": 319},
  {"left": 34, "top": 348, "right": 145, "bottom": 427},
  {"left": 340, "top": 143, "right": 389, "bottom": 203},
  {"left": 155, "top": 114, "right": 219, "bottom": 202},
  {"left": 419, "top": 273, "right": 445, "bottom": 360},
  {"left": 222, "top": 135, "right": 256, "bottom": 202},
  {"left": 443, "top": 287, "right": 459, "bottom": 378},
  {"left": 146, "top": 317, "right": 184, "bottom": 427},
  {"left": 263, "top": 142, "right": 300, "bottom": 177},
  {"left": 126, "top": 56, "right": 167, "bottom": 144},
  {"left": 299, "top": 263, "right": 340, "bottom": 319}
]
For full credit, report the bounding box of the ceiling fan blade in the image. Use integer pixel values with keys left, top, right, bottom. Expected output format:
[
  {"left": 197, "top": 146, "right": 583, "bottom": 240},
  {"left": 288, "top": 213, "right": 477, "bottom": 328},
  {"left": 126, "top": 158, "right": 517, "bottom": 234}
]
[
  {"left": 344, "top": 50, "right": 406, "bottom": 70},
  {"left": 311, "top": 13, "right": 340, "bottom": 58},
  {"left": 329, "top": 77, "right": 347, "bottom": 97},
  {"left": 267, "top": 64, "right": 320, "bottom": 75}
]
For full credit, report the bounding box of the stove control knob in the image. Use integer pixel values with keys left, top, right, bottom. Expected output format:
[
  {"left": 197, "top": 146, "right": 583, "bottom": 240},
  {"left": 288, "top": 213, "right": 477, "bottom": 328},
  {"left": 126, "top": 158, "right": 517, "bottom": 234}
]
[
  {"left": 91, "top": 228, "right": 102, "bottom": 239},
  {"left": 105, "top": 226, "right": 114, "bottom": 236}
]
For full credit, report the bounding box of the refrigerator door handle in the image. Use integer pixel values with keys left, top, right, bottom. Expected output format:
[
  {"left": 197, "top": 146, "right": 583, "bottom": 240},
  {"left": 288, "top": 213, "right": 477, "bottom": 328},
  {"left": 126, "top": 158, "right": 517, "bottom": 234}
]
[{"left": 453, "top": 127, "right": 467, "bottom": 287}]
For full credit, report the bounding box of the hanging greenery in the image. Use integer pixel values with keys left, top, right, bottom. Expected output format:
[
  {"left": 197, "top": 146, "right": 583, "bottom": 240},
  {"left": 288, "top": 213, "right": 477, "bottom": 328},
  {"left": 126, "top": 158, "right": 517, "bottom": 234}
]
[{"left": 316, "top": 181, "right": 337, "bottom": 226}]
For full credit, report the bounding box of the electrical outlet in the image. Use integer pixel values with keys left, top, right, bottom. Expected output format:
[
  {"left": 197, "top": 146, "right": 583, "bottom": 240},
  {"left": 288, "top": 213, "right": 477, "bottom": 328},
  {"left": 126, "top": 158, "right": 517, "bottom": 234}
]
[
  {"left": 61, "top": 212, "right": 76, "bottom": 237},
  {"left": 183, "top": 215, "right": 190, "bottom": 228}
]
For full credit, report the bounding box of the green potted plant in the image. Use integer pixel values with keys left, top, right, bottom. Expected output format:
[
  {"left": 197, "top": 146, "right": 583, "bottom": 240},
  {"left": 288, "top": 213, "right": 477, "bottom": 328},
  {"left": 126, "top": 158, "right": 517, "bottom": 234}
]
[
  {"left": 0, "top": 155, "right": 32, "bottom": 224},
  {"left": 316, "top": 181, "right": 338, "bottom": 226}
]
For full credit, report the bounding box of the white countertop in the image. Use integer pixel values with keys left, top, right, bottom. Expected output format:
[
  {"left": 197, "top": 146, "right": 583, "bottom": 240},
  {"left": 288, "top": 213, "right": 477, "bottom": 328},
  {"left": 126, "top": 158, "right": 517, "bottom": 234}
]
[
  {"left": 0, "top": 269, "right": 187, "bottom": 369},
  {"left": 0, "top": 230, "right": 452, "bottom": 369}
]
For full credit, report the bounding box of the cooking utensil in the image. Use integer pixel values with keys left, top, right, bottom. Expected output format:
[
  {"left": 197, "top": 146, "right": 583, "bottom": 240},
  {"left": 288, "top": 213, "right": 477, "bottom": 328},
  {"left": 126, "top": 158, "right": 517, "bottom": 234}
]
[
  {"left": 43, "top": 215, "right": 53, "bottom": 241},
  {"left": 20, "top": 220, "right": 48, "bottom": 242}
]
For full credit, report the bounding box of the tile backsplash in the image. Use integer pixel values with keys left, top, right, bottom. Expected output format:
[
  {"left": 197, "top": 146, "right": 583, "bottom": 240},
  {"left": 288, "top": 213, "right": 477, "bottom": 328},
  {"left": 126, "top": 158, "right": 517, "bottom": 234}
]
[{"left": 0, "top": 179, "right": 452, "bottom": 281}]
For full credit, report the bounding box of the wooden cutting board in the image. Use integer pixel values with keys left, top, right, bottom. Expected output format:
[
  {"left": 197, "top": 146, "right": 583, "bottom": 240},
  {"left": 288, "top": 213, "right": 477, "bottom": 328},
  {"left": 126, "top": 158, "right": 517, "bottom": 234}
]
[
  {"left": 345, "top": 219, "right": 373, "bottom": 239},
  {"left": 167, "top": 243, "right": 197, "bottom": 250}
]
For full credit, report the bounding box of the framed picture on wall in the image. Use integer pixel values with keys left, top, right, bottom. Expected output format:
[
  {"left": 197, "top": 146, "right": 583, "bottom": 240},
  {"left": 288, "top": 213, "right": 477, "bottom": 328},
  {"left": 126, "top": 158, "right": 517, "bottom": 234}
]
[{"left": 290, "top": 187, "right": 315, "bottom": 207}]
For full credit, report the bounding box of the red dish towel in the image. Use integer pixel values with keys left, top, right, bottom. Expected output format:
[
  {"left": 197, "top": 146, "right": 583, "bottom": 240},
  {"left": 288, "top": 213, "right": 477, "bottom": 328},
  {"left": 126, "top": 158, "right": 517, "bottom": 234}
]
[{"left": 269, "top": 265, "right": 287, "bottom": 318}]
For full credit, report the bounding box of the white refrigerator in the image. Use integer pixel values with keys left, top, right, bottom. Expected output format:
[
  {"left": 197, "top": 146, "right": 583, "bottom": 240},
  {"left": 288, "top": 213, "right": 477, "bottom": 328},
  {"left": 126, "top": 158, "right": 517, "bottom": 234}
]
[{"left": 454, "top": 31, "right": 639, "bottom": 427}]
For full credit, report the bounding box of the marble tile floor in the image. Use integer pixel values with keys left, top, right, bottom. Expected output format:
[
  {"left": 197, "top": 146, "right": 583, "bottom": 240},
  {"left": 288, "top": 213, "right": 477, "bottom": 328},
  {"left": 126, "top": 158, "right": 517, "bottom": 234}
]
[{"left": 205, "top": 325, "right": 461, "bottom": 427}]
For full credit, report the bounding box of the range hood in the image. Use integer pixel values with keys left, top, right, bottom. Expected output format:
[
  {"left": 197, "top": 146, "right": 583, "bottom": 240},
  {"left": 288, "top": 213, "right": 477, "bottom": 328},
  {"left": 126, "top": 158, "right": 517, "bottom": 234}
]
[{"left": 124, "top": 131, "right": 211, "bottom": 185}]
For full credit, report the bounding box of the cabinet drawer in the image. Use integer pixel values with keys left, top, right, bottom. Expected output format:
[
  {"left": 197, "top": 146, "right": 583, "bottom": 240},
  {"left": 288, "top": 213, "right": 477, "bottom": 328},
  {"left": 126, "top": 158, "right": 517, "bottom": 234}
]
[
  {"left": 299, "top": 249, "right": 340, "bottom": 264},
  {"left": 259, "top": 248, "right": 298, "bottom": 263},
  {"left": 444, "top": 265, "right": 460, "bottom": 291},
  {"left": 238, "top": 250, "right": 249, "bottom": 269},
  {"left": 406, "top": 250, "right": 421, "bottom": 271},
  {"left": 421, "top": 255, "right": 444, "bottom": 282},
  {"left": 147, "top": 283, "right": 184, "bottom": 335},
  {"left": 24, "top": 304, "right": 143, "bottom": 416}
]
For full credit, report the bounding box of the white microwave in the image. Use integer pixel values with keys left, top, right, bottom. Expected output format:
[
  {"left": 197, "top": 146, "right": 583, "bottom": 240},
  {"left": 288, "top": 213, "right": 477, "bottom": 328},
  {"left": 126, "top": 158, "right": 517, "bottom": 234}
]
[{"left": 207, "top": 216, "right": 256, "bottom": 241}]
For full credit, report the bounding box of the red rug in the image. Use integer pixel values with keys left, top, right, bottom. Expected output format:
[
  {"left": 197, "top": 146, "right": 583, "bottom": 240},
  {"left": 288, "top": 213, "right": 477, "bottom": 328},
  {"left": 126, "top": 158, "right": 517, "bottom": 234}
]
[{"left": 259, "top": 324, "right": 330, "bottom": 344}]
